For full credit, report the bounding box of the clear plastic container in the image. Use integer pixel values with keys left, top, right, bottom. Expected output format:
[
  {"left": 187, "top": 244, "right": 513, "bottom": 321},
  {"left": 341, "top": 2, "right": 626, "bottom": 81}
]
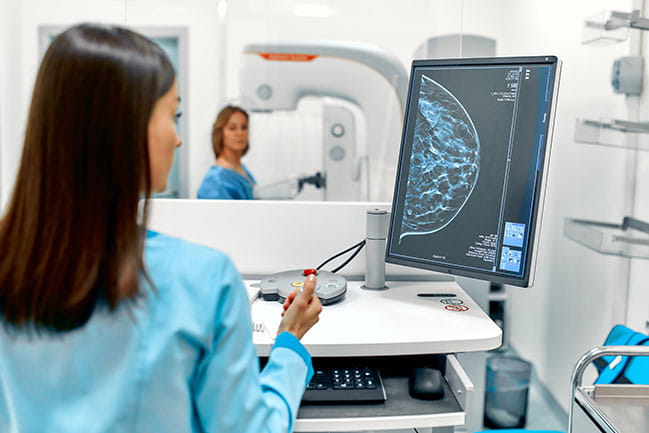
[{"left": 483, "top": 356, "right": 532, "bottom": 429}]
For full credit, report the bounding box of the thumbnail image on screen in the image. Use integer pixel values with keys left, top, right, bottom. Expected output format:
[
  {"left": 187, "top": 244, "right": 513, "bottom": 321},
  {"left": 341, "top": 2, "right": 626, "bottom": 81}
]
[{"left": 386, "top": 56, "right": 559, "bottom": 287}]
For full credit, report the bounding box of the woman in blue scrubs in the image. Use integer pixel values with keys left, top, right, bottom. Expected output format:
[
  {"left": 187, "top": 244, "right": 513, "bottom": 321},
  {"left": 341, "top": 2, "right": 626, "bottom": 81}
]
[
  {"left": 0, "top": 24, "right": 321, "bottom": 433},
  {"left": 197, "top": 105, "right": 257, "bottom": 199}
]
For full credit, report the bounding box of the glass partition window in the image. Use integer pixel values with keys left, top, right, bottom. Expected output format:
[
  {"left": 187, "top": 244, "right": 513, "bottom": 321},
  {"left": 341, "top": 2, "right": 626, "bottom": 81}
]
[{"left": 3, "top": 0, "right": 505, "bottom": 202}]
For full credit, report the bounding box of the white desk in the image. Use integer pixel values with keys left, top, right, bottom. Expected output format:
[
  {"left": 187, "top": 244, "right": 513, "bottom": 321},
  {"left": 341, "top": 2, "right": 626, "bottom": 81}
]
[
  {"left": 248, "top": 279, "right": 502, "bottom": 432},
  {"left": 147, "top": 200, "right": 503, "bottom": 432},
  {"left": 249, "top": 280, "right": 501, "bottom": 357}
]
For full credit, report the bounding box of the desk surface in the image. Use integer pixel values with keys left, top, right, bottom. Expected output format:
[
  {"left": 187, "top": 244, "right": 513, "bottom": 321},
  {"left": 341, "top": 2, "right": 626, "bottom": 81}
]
[{"left": 248, "top": 279, "right": 502, "bottom": 357}]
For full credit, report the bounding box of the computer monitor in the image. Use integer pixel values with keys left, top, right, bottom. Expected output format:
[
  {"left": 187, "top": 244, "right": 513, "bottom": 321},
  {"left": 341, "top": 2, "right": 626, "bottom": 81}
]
[{"left": 386, "top": 56, "right": 561, "bottom": 287}]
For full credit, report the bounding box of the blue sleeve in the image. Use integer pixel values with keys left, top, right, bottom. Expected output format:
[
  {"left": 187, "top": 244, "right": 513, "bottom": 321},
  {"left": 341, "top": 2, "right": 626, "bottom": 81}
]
[
  {"left": 273, "top": 332, "right": 313, "bottom": 380},
  {"left": 193, "top": 258, "right": 312, "bottom": 433}
]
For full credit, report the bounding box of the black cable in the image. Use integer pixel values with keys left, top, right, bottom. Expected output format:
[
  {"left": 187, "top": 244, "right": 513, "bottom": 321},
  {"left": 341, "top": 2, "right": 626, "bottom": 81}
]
[
  {"left": 316, "top": 239, "right": 365, "bottom": 271},
  {"left": 331, "top": 240, "right": 365, "bottom": 273}
]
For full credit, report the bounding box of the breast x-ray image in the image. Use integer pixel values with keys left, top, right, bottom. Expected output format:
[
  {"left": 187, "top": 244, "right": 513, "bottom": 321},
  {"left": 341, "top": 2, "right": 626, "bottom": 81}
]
[{"left": 400, "top": 75, "right": 480, "bottom": 241}]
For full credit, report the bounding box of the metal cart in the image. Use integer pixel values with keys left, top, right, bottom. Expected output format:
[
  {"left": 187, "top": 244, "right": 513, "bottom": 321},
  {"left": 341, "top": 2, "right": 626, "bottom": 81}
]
[{"left": 569, "top": 345, "right": 649, "bottom": 433}]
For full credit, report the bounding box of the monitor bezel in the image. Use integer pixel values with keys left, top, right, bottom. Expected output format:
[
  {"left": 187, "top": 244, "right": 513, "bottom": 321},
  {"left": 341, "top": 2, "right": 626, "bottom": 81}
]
[{"left": 385, "top": 55, "right": 561, "bottom": 287}]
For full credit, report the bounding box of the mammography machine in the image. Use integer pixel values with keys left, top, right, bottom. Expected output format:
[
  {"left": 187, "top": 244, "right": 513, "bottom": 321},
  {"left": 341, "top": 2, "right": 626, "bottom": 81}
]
[{"left": 240, "top": 41, "right": 408, "bottom": 202}]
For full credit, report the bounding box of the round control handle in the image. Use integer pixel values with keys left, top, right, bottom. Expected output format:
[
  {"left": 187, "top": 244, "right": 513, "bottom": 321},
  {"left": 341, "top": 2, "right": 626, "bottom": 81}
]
[
  {"left": 256, "top": 84, "right": 273, "bottom": 100},
  {"left": 303, "top": 268, "right": 318, "bottom": 276}
]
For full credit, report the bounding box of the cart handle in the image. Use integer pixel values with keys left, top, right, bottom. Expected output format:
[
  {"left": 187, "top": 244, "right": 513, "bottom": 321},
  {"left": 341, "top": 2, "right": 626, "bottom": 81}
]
[{"left": 569, "top": 345, "right": 649, "bottom": 433}]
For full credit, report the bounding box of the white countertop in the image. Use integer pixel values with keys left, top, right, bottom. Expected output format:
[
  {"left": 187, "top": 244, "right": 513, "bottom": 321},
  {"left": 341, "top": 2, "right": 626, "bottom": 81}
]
[{"left": 248, "top": 279, "right": 502, "bottom": 357}]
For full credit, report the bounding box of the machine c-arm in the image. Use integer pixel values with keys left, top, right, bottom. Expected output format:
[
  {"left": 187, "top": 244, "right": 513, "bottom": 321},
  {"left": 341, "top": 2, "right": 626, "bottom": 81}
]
[{"left": 240, "top": 41, "right": 408, "bottom": 202}]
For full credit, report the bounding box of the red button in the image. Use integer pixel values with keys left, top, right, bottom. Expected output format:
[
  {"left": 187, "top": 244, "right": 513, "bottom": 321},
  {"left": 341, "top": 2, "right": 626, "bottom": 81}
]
[{"left": 303, "top": 268, "right": 318, "bottom": 276}]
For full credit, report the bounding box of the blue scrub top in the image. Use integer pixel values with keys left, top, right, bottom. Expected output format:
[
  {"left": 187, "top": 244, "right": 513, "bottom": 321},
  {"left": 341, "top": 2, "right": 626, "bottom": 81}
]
[
  {"left": 0, "top": 231, "right": 312, "bottom": 433},
  {"left": 197, "top": 165, "right": 256, "bottom": 199}
]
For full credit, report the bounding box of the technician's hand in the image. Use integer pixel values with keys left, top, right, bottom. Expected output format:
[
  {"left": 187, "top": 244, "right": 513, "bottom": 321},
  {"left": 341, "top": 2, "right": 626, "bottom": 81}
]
[
  {"left": 277, "top": 275, "right": 322, "bottom": 340},
  {"left": 280, "top": 276, "right": 311, "bottom": 317},
  {"left": 281, "top": 290, "right": 297, "bottom": 317}
]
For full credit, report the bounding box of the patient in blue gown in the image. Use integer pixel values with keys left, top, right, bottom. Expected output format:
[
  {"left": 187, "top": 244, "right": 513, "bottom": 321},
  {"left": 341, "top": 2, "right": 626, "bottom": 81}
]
[{"left": 197, "top": 105, "right": 256, "bottom": 199}]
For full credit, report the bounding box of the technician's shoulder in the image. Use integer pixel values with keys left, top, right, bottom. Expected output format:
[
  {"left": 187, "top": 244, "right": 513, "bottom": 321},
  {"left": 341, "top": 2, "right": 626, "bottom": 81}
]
[
  {"left": 143, "top": 230, "right": 247, "bottom": 353},
  {"left": 145, "top": 230, "right": 238, "bottom": 287}
]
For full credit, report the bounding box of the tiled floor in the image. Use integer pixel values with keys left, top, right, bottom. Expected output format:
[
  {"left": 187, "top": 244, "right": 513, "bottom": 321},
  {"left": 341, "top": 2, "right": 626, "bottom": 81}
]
[{"left": 524, "top": 371, "right": 567, "bottom": 431}]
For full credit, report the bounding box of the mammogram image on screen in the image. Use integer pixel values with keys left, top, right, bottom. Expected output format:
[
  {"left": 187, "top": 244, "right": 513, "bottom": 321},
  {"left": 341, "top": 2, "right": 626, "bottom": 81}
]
[{"left": 400, "top": 75, "right": 480, "bottom": 241}]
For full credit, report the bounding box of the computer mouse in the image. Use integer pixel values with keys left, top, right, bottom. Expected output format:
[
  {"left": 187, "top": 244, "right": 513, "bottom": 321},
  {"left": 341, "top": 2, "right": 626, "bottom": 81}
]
[{"left": 408, "top": 367, "right": 444, "bottom": 400}]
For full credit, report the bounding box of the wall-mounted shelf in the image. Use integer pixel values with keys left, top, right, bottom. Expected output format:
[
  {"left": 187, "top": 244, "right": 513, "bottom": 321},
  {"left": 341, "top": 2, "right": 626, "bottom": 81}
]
[
  {"left": 582, "top": 10, "right": 649, "bottom": 45},
  {"left": 564, "top": 217, "right": 649, "bottom": 259},
  {"left": 574, "top": 118, "right": 649, "bottom": 150}
]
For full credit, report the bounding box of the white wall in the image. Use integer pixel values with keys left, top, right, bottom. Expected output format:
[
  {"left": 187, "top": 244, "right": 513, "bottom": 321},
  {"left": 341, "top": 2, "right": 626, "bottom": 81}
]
[
  {"left": 497, "top": 0, "right": 638, "bottom": 413},
  {"left": 629, "top": 0, "right": 649, "bottom": 334},
  {"left": 0, "top": 0, "right": 5, "bottom": 203},
  {"left": 0, "top": 0, "right": 23, "bottom": 210}
]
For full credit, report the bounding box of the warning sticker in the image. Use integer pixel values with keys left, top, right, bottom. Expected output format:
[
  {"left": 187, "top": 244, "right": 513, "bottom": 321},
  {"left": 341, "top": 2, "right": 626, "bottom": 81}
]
[
  {"left": 258, "top": 53, "right": 318, "bottom": 62},
  {"left": 444, "top": 305, "right": 469, "bottom": 312},
  {"left": 440, "top": 298, "right": 464, "bottom": 305}
]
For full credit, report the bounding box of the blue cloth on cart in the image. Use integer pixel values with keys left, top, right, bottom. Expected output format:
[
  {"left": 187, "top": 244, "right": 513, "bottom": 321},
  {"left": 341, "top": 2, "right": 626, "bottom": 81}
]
[{"left": 593, "top": 324, "right": 649, "bottom": 385}]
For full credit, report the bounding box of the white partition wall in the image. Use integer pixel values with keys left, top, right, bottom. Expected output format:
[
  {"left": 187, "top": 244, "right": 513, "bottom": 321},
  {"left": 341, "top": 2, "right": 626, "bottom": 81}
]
[{"left": 146, "top": 199, "right": 442, "bottom": 281}]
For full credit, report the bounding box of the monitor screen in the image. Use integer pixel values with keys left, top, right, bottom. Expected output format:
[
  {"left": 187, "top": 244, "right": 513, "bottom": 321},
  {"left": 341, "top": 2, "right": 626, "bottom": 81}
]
[{"left": 386, "top": 56, "right": 560, "bottom": 287}]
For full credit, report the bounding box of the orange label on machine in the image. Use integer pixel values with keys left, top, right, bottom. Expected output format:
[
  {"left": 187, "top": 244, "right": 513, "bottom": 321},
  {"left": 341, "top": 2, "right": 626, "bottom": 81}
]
[{"left": 257, "top": 53, "right": 319, "bottom": 62}]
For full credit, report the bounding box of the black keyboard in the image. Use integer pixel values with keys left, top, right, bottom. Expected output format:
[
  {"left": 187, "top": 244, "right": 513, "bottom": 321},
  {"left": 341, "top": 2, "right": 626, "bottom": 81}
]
[{"left": 302, "top": 364, "right": 387, "bottom": 403}]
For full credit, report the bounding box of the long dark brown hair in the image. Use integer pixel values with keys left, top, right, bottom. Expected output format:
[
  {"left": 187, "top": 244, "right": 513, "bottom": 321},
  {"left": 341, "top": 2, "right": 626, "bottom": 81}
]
[
  {"left": 211, "top": 105, "right": 249, "bottom": 158},
  {"left": 0, "top": 24, "right": 175, "bottom": 331}
]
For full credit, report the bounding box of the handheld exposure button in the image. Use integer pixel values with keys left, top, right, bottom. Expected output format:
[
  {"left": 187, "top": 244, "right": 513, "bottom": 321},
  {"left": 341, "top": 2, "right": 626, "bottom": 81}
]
[{"left": 259, "top": 269, "right": 347, "bottom": 305}]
